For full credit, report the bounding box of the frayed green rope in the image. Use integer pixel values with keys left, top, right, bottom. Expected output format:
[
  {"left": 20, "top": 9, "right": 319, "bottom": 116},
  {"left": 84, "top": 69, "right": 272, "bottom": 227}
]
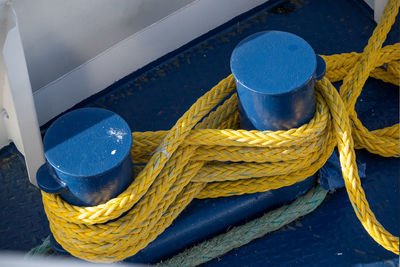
[
  {"left": 26, "top": 236, "right": 54, "bottom": 257},
  {"left": 27, "top": 185, "right": 327, "bottom": 265},
  {"left": 158, "top": 185, "right": 327, "bottom": 267}
]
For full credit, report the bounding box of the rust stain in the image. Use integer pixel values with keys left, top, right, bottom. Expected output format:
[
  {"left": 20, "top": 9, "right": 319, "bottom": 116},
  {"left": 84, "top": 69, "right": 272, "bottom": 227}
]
[
  {"left": 354, "top": 249, "right": 366, "bottom": 255},
  {"left": 258, "top": 11, "right": 269, "bottom": 22},
  {"left": 172, "top": 58, "right": 180, "bottom": 67},
  {"left": 0, "top": 153, "right": 18, "bottom": 169},
  {"left": 95, "top": 97, "right": 106, "bottom": 106},
  {"left": 249, "top": 16, "right": 260, "bottom": 25},
  {"left": 186, "top": 55, "right": 191, "bottom": 64},
  {"left": 156, "top": 68, "right": 166, "bottom": 77},
  {"left": 287, "top": 225, "right": 296, "bottom": 231},
  {"left": 139, "top": 76, "right": 149, "bottom": 83},
  {"left": 237, "top": 22, "right": 251, "bottom": 34},
  {"left": 290, "top": 0, "right": 303, "bottom": 8},
  {"left": 220, "top": 35, "right": 230, "bottom": 42}
]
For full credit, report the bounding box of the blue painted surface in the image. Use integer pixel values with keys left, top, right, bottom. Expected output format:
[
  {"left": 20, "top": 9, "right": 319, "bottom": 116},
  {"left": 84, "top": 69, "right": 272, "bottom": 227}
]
[
  {"left": 38, "top": 108, "right": 133, "bottom": 206},
  {"left": 0, "top": 0, "right": 398, "bottom": 266},
  {"left": 231, "top": 31, "right": 317, "bottom": 95}
]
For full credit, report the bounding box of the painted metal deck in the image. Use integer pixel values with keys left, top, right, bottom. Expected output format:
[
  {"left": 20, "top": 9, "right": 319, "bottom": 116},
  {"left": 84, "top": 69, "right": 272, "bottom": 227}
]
[{"left": 0, "top": 0, "right": 399, "bottom": 266}]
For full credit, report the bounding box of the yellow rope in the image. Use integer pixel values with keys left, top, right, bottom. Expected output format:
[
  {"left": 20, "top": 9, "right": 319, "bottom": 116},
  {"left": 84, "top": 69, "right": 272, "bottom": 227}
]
[{"left": 41, "top": 0, "right": 400, "bottom": 262}]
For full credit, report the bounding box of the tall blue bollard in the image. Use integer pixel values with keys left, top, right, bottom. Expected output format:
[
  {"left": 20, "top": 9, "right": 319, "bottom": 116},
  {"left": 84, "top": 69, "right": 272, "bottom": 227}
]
[
  {"left": 230, "top": 30, "right": 326, "bottom": 205},
  {"left": 231, "top": 31, "right": 326, "bottom": 131},
  {"left": 36, "top": 107, "right": 133, "bottom": 251}
]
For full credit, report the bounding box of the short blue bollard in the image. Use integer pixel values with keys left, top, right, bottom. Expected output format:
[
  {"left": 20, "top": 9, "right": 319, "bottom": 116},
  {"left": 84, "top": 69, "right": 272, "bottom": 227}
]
[
  {"left": 36, "top": 107, "right": 133, "bottom": 252},
  {"left": 37, "top": 108, "right": 133, "bottom": 206},
  {"left": 230, "top": 30, "right": 326, "bottom": 209}
]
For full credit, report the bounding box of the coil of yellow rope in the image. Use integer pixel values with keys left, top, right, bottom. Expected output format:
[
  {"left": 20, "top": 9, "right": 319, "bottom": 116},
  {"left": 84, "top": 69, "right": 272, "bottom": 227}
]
[{"left": 41, "top": 0, "right": 400, "bottom": 262}]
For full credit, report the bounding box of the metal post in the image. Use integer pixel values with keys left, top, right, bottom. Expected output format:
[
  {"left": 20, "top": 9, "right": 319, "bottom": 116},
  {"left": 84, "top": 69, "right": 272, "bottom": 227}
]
[
  {"left": 231, "top": 31, "right": 325, "bottom": 131},
  {"left": 230, "top": 30, "right": 326, "bottom": 207},
  {"left": 36, "top": 108, "right": 133, "bottom": 252}
]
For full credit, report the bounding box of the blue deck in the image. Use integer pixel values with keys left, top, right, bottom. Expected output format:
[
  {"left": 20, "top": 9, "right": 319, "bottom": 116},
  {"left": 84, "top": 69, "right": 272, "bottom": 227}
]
[{"left": 0, "top": 0, "right": 399, "bottom": 266}]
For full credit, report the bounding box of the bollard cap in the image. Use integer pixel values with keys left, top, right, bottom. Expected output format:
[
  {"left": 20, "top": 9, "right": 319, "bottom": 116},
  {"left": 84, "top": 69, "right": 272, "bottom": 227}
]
[
  {"left": 230, "top": 31, "right": 317, "bottom": 95},
  {"left": 43, "top": 108, "right": 132, "bottom": 177}
]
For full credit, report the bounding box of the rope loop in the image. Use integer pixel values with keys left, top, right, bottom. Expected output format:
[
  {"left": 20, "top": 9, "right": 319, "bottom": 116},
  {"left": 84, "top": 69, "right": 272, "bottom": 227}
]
[{"left": 41, "top": 0, "right": 400, "bottom": 262}]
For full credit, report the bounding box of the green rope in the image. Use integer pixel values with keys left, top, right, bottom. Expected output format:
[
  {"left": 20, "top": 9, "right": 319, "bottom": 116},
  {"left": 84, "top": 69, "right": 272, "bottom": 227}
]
[
  {"left": 26, "top": 236, "right": 53, "bottom": 257},
  {"left": 158, "top": 185, "right": 327, "bottom": 267},
  {"left": 27, "top": 185, "right": 327, "bottom": 265}
]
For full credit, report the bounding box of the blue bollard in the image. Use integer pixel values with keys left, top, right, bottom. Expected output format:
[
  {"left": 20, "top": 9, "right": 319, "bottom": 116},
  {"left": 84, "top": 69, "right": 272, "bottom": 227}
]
[
  {"left": 36, "top": 107, "right": 133, "bottom": 251},
  {"left": 230, "top": 30, "right": 326, "bottom": 210},
  {"left": 231, "top": 31, "right": 326, "bottom": 131}
]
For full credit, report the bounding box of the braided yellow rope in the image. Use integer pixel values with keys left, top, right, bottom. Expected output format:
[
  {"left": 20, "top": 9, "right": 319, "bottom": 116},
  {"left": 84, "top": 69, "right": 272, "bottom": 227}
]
[{"left": 41, "top": 0, "right": 400, "bottom": 262}]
